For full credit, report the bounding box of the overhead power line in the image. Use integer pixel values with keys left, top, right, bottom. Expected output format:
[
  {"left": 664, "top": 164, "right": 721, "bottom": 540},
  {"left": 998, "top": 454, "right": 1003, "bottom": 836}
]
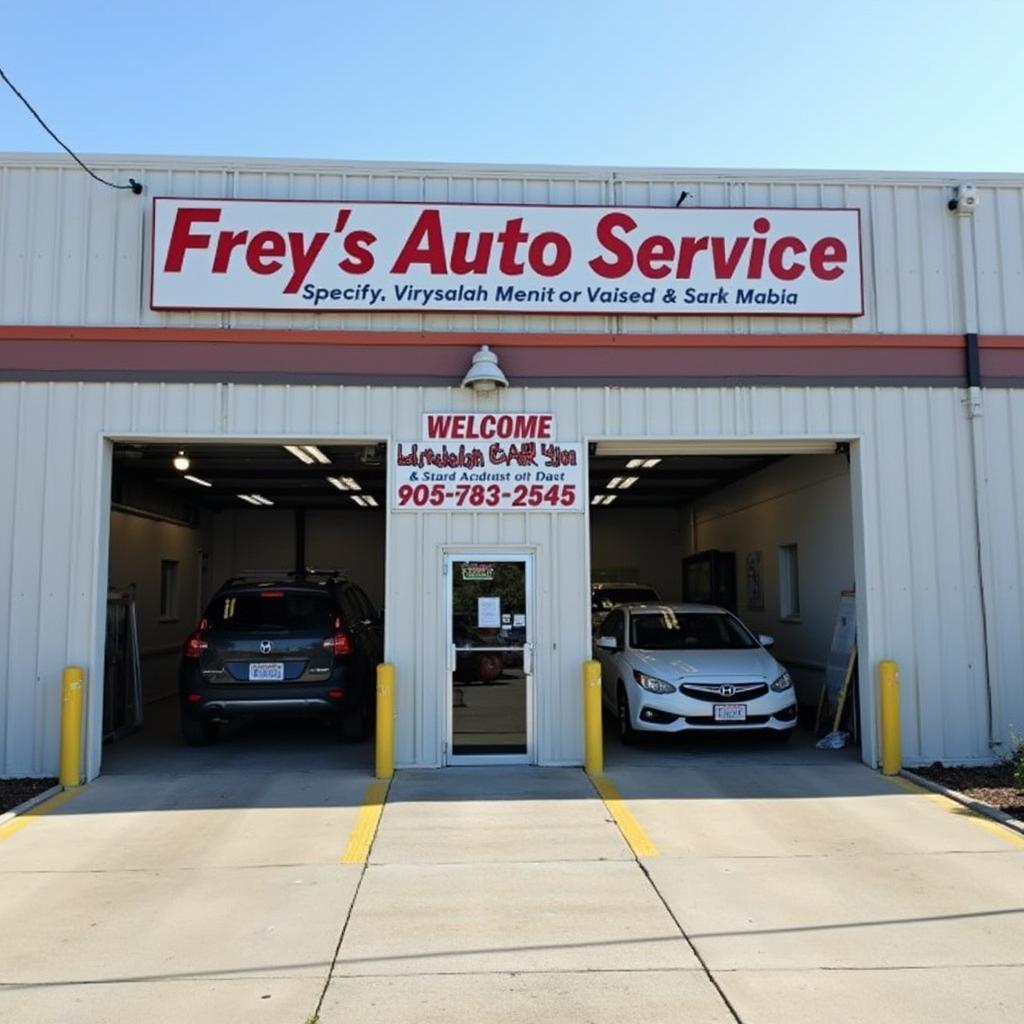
[{"left": 0, "top": 65, "right": 142, "bottom": 194}]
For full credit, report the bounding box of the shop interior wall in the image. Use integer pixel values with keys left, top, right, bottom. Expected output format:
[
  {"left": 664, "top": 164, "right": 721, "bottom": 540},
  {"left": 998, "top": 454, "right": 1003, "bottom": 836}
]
[
  {"left": 209, "top": 509, "right": 386, "bottom": 608},
  {"left": 589, "top": 508, "right": 684, "bottom": 601},
  {"left": 108, "top": 509, "right": 211, "bottom": 704},
  {"left": 680, "top": 454, "right": 854, "bottom": 707}
]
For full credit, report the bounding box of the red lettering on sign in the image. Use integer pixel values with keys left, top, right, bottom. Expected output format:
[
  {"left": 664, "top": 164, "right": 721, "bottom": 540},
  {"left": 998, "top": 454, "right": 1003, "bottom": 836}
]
[
  {"left": 164, "top": 208, "right": 221, "bottom": 272},
  {"left": 391, "top": 210, "right": 447, "bottom": 274}
]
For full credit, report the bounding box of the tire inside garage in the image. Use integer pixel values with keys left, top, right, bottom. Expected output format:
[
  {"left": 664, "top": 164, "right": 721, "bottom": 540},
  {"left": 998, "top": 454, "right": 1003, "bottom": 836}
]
[
  {"left": 102, "top": 440, "right": 387, "bottom": 773},
  {"left": 589, "top": 443, "right": 860, "bottom": 758}
]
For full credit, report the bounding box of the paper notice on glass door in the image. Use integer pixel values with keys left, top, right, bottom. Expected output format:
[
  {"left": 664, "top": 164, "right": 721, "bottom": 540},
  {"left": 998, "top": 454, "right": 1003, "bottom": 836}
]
[{"left": 477, "top": 597, "right": 501, "bottom": 628}]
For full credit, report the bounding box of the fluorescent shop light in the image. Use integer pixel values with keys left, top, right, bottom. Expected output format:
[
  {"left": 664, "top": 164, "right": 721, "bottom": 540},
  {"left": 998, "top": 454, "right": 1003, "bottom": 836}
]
[
  {"left": 642, "top": 458, "right": 662, "bottom": 468},
  {"left": 626, "top": 459, "right": 644, "bottom": 469},
  {"left": 594, "top": 440, "right": 841, "bottom": 457},
  {"left": 350, "top": 495, "right": 367, "bottom": 507},
  {"left": 238, "top": 494, "right": 261, "bottom": 506},
  {"left": 302, "top": 445, "right": 331, "bottom": 464},
  {"left": 284, "top": 445, "right": 315, "bottom": 464},
  {"left": 340, "top": 476, "right": 361, "bottom": 491},
  {"left": 619, "top": 476, "right": 639, "bottom": 489},
  {"left": 252, "top": 495, "right": 274, "bottom": 506},
  {"left": 183, "top": 475, "right": 212, "bottom": 487},
  {"left": 606, "top": 476, "right": 624, "bottom": 489},
  {"left": 326, "top": 477, "right": 348, "bottom": 491},
  {"left": 601, "top": 494, "right": 618, "bottom": 505},
  {"left": 362, "top": 495, "right": 379, "bottom": 507},
  {"left": 591, "top": 494, "right": 605, "bottom": 505}
]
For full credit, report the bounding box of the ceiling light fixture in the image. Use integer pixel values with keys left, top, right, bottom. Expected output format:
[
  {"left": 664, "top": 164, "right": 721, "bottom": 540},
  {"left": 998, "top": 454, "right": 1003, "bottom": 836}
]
[
  {"left": 626, "top": 458, "right": 644, "bottom": 469},
  {"left": 340, "top": 476, "right": 361, "bottom": 491},
  {"left": 601, "top": 494, "right": 618, "bottom": 505},
  {"left": 362, "top": 495, "right": 379, "bottom": 507},
  {"left": 619, "top": 476, "right": 639, "bottom": 489},
  {"left": 642, "top": 458, "right": 662, "bottom": 468},
  {"left": 591, "top": 494, "right": 605, "bottom": 505},
  {"left": 252, "top": 495, "right": 274, "bottom": 506},
  {"left": 326, "top": 476, "right": 348, "bottom": 491},
  {"left": 302, "top": 445, "right": 331, "bottom": 464},
  {"left": 238, "top": 494, "right": 261, "bottom": 506},
  {"left": 183, "top": 474, "right": 212, "bottom": 487},
  {"left": 606, "top": 476, "right": 624, "bottom": 489},
  {"left": 172, "top": 450, "right": 190, "bottom": 471},
  {"left": 238, "top": 494, "right": 274, "bottom": 506},
  {"left": 284, "top": 445, "right": 315, "bottom": 464},
  {"left": 350, "top": 495, "right": 368, "bottom": 507}
]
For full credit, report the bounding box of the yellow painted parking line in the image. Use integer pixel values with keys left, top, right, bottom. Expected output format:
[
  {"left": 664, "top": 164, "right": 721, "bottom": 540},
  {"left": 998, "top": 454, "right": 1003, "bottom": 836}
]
[
  {"left": 0, "top": 788, "right": 82, "bottom": 844},
  {"left": 890, "top": 774, "right": 1024, "bottom": 849},
  {"left": 341, "top": 780, "right": 391, "bottom": 863},
  {"left": 589, "top": 774, "right": 659, "bottom": 858}
]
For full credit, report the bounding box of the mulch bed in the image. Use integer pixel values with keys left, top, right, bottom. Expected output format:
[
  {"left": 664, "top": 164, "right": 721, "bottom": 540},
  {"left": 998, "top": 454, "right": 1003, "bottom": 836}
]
[
  {"left": 912, "top": 763, "right": 1024, "bottom": 818},
  {"left": 0, "top": 778, "right": 59, "bottom": 815}
]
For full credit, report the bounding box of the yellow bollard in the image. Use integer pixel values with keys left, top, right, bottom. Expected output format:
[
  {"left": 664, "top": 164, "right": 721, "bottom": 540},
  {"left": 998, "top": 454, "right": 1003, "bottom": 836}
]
[
  {"left": 375, "top": 663, "right": 395, "bottom": 780},
  {"left": 583, "top": 660, "right": 603, "bottom": 776},
  {"left": 879, "top": 660, "right": 901, "bottom": 775},
  {"left": 59, "top": 666, "right": 85, "bottom": 788}
]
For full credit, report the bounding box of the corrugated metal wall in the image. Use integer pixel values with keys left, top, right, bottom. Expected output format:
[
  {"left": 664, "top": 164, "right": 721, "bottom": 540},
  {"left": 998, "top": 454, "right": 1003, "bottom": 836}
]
[
  {"left": 2, "top": 154, "right": 1023, "bottom": 334},
  {"left": 1, "top": 380, "right": 1019, "bottom": 778}
]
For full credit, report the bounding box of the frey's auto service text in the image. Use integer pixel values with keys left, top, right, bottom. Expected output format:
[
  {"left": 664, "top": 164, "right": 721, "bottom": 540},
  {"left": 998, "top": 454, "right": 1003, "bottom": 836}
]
[
  {"left": 151, "top": 199, "right": 863, "bottom": 316},
  {"left": 392, "top": 414, "right": 584, "bottom": 512}
]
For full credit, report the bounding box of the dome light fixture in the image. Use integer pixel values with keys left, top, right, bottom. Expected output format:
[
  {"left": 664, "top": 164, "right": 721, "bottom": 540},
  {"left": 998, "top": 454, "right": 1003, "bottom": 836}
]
[
  {"left": 172, "top": 450, "right": 190, "bottom": 472},
  {"left": 460, "top": 345, "right": 508, "bottom": 393}
]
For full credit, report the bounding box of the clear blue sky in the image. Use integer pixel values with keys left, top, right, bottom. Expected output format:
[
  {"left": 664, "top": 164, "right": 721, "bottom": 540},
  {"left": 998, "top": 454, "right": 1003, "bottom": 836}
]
[{"left": 2, "top": 0, "right": 1022, "bottom": 173}]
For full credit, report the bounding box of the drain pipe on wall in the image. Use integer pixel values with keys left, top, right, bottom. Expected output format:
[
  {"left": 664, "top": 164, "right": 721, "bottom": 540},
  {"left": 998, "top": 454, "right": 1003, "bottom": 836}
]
[{"left": 951, "top": 184, "right": 1001, "bottom": 751}]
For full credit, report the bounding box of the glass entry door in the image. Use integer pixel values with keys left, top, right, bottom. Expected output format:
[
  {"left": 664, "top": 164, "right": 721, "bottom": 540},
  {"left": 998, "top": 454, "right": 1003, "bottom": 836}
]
[{"left": 446, "top": 553, "right": 533, "bottom": 764}]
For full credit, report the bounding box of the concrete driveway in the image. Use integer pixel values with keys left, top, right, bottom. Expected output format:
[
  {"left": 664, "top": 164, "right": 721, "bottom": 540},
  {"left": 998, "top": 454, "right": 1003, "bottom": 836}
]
[{"left": 1, "top": 724, "right": 1022, "bottom": 1023}]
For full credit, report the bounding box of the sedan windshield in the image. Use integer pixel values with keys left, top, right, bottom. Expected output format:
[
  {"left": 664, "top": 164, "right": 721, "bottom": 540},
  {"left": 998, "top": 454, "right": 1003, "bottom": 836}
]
[{"left": 630, "top": 611, "right": 756, "bottom": 650}]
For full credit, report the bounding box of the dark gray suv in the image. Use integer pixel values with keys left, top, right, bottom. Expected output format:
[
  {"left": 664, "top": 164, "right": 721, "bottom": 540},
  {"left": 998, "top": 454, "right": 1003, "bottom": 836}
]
[{"left": 178, "top": 574, "right": 383, "bottom": 746}]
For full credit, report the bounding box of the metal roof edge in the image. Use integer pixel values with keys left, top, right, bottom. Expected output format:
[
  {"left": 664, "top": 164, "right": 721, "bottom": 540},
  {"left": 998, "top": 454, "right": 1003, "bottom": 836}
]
[{"left": 0, "top": 150, "right": 1022, "bottom": 186}]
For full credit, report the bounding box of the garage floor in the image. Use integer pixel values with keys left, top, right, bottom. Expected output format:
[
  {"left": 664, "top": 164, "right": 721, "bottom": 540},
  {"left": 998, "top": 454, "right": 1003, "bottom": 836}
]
[{"left": 1, "top": 729, "right": 1022, "bottom": 1023}]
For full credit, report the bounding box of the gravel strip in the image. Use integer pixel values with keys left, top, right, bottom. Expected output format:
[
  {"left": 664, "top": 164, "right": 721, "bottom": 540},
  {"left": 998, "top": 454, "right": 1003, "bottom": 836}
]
[{"left": 0, "top": 778, "right": 60, "bottom": 815}]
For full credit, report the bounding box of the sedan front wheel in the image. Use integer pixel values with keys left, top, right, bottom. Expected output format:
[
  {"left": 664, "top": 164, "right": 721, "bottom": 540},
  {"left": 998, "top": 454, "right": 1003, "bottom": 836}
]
[{"left": 617, "top": 685, "right": 638, "bottom": 745}]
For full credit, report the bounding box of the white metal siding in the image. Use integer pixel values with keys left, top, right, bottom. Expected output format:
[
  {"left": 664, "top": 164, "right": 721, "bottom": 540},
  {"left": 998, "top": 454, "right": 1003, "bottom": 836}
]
[
  {"left": 0, "top": 380, "right": 1017, "bottom": 778},
  {"left": 3, "top": 155, "right": 1024, "bottom": 334}
]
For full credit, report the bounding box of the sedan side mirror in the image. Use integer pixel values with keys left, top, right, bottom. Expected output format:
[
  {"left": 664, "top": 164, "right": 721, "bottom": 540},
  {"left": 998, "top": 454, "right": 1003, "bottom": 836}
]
[
  {"left": 758, "top": 634, "right": 775, "bottom": 649},
  {"left": 596, "top": 636, "right": 619, "bottom": 652}
]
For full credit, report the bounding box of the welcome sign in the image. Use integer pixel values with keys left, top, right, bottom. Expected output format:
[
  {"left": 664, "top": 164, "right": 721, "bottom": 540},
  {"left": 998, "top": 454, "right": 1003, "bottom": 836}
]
[{"left": 151, "top": 198, "right": 863, "bottom": 316}]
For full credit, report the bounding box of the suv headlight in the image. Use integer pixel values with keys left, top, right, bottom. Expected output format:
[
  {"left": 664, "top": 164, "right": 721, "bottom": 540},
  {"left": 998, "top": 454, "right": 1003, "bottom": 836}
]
[
  {"left": 770, "top": 671, "right": 793, "bottom": 692},
  {"left": 633, "top": 670, "right": 677, "bottom": 694}
]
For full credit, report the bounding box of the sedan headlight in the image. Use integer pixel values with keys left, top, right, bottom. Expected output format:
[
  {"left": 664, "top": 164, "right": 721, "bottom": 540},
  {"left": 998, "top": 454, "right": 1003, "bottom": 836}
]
[
  {"left": 633, "top": 670, "right": 677, "bottom": 694},
  {"left": 770, "top": 671, "right": 793, "bottom": 692}
]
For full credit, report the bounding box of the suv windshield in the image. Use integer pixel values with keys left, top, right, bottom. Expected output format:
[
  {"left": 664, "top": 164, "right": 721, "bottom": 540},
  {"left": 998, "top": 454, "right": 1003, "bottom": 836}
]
[
  {"left": 205, "top": 591, "right": 336, "bottom": 632},
  {"left": 630, "top": 611, "right": 756, "bottom": 651},
  {"left": 592, "top": 588, "right": 659, "bottom": 613}
]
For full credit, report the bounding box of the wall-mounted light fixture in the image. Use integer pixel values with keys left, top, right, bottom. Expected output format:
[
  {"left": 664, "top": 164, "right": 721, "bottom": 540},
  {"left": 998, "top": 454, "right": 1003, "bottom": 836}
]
[{"left": 461, "top": 345, "right": 508, "bottom": 393}]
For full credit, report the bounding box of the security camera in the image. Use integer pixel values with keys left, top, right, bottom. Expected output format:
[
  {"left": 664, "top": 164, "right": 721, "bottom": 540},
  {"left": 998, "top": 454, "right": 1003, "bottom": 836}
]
[{"left": 948, "top": 184, "right": 979, "bottom": 214}]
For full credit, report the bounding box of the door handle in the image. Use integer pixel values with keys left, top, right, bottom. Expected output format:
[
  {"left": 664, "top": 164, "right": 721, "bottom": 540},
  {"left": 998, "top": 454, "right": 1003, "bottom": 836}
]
[
  {"left": 523, "top": 642, "right": 533, "bottom": 675},
  {"left": 448, "top": 643, "right": 457, "bottom": 673}
]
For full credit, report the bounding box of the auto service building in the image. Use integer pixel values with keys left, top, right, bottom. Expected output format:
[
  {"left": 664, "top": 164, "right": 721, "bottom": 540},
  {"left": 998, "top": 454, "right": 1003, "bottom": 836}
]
[{"left": 1, "top": 152, "right": 1022, "bottom": 780}]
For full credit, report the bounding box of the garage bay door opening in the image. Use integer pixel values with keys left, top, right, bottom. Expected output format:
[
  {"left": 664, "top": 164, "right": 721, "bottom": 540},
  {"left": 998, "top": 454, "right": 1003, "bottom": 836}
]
[
  {"left": 588, "top": 441, "right": 860, "bottom": 757},
  {"left": 101, "top": 439, "right": 387, "bottom": 773}
]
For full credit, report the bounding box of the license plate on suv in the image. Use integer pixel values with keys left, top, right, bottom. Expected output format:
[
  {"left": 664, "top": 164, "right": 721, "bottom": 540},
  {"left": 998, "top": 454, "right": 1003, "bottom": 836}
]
[
  {"left": 713, "top": 704, "right": 747, "bottom": 722},
  {"left": 248, "top": 662, "right": 285, "bottom": 682}
]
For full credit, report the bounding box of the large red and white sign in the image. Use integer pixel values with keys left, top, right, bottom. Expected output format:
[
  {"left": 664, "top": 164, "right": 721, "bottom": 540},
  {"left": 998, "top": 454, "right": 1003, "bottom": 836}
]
[
  {"left": 151, "top": 199, "right": 863, "bottom": 316},
  {"left": 393, "top": 412, "right": 582, "bottom": 511}
]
